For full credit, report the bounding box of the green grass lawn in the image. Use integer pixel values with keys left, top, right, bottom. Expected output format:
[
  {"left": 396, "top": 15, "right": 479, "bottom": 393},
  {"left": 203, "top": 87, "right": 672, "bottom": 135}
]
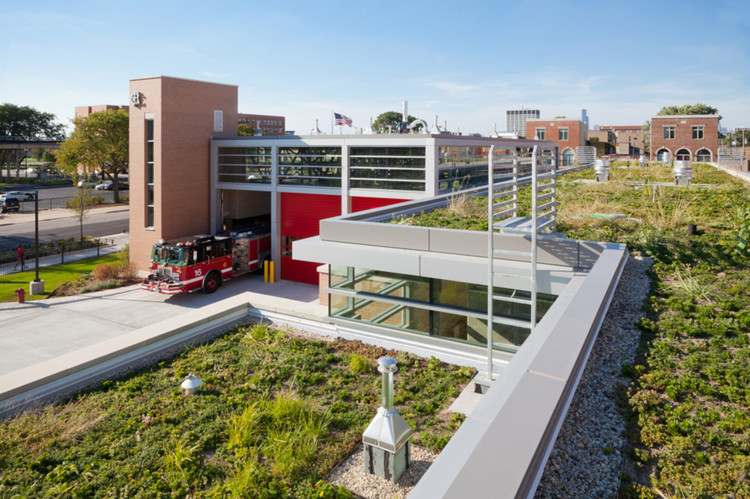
[
  {"left": 0, "top": 254, "right": 123, "bottom": 302},
  {"left": 0, "top": 324, "right": 472, "bottom": 497}
]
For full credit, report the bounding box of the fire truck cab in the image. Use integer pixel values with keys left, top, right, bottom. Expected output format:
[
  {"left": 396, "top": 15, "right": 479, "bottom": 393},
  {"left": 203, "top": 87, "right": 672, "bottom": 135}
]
[{"left": 141, "top": 228, "right": 271, "bottom": 295}]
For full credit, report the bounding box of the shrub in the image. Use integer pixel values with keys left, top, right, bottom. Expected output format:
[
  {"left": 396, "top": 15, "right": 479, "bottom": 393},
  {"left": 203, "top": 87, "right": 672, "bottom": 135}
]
[
  {"left": 347, "top": 353, "right": 371, "bottom": 374},
  {"left": 93, "top": 263, "right": 116, "bottom": 281}
]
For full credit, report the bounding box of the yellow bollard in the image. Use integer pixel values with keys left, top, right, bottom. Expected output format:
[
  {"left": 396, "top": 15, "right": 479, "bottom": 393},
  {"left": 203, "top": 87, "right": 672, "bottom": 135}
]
[
  {"left": 264, "top": 260, "right": 269, "bottom": 283},
  {"left": 269, "top": 261, "right": 275, "bottom": 284}
]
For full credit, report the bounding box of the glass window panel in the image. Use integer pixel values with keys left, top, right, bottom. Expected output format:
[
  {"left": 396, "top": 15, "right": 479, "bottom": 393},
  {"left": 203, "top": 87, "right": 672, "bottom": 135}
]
[
  {"left": 350, "top": 157, "right": 425, "bottom": 168},
  {"left": 349, "top": 147, "right": 425, "bottom": 157},
  {"left": 350, "top": 168, "right": 425, "bottom": 180},
  {"left": 146, "top": 206, "right": 154, "bottom": 227},
  {"left": 330, "top": 294, "right": 431, "bottom": 335},
  {"left": 218, "top": 147, "right": 272, "bottom": 155},
  {"left": 278, "top": 177, "right": 340, "bottom": 187},
  {"left": 350, "top": 179, "right": 425, "bottom": 191},
  {"left": 146, "top": 119, "right": 154, "bottom": 140},
  {"left": 146, "top": 185, "right": 154, "bottom": 205}
]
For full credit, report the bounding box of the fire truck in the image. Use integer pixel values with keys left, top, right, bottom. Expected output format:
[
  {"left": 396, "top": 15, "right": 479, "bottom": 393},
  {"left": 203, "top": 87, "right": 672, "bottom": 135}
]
[{"left": 141, "top": 227, "right": 271, "bottom": 295}]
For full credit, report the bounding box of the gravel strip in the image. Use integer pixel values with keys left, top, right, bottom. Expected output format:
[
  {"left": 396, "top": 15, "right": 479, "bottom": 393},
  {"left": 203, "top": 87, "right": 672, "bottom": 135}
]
[
  {"left": 534, "top": 254, "right": 651, "bottom": 498},
  {"left": 328, "top": 443, "right": 438, "bottom": 498}
]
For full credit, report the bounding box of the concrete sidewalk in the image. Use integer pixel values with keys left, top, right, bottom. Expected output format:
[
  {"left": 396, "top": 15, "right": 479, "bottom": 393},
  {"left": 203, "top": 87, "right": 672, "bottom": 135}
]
[{"left": 0, "top": 274, "right": 325, "bottom": 377}]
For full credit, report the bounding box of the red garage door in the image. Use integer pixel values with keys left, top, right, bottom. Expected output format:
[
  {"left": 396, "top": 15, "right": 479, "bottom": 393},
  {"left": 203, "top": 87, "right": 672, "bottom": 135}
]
[
  {"left": 351, "top": 196, "right": 410, "bottom": 213},
  {"left": 281, "top": 192, "right": 341, "bottom": 284}
]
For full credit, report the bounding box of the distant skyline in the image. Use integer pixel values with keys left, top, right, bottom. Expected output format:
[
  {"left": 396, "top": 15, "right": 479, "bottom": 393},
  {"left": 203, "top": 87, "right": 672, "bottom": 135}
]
[{"left": 1, "top": 0, "right": 748, "bottom": 135}]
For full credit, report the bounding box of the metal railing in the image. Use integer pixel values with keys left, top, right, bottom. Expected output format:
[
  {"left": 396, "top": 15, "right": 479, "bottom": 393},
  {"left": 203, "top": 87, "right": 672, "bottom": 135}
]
[
  {"left": 486, "top": 145, "right": 557, "bottom": 380},
  {"left": 0, "top": 241, "right": 120, "bottom": 276}
]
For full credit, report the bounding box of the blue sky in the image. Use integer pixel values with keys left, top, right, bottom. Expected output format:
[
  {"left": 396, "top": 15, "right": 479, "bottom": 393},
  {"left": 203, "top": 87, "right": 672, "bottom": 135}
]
[{"left": 1, "top": 0, "right": 748, "bottom": 135}]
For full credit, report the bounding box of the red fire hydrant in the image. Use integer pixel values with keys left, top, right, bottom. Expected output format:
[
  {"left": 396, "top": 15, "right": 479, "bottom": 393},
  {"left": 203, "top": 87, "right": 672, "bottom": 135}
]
[{"left": 15, "top": 288, "right": 25, "bottom": 304}]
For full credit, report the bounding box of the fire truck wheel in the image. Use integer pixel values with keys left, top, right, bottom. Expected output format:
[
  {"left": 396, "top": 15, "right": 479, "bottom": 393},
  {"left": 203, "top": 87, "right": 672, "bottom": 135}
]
[{"left": 202, "top": 271, "right": 221, "bottom": 294}]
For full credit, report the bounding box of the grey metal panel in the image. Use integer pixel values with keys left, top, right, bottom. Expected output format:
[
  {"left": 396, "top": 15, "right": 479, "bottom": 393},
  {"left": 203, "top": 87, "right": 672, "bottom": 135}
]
[
  {"left": 427, "top": 374, "right": 565, "bottom": 499},
  {"left": 419, "top": 253, "right": 573, "bottom": 295},
  {"left": 578, "top": 240, "right": 623, "bottom": 269},
  {"left": 293, "top": 237, "right": 422, "bottom": 275},
  {"left": 408, "top": 419, "right": 493, "bottom": 499},
  {"left": 527, "top": 248, "right": 627, "bottom": 380},
  {"left": 429, "top": 227, "right": 486, "bottom": 256},
  {"left": 428, "top": 228, "right": 579, "bottom": 267},
  {"left": 319, "top": 220, "right": 430, "bottom": 250},
  {"left": 536, "top": 237, "right": 580, "bottom": 267}
]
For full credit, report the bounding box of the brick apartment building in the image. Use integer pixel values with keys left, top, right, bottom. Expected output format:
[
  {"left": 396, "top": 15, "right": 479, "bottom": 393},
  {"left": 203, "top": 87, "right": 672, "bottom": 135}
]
[
  {"left": 650, "top": 115, "right": 719, "bottom": 162},
  {"left": 74, "top": 105, "right": 129, "bottom": 119},
  {"left": 526, "top": 118, "right": 587, "bottom": 166},
  {"left": 238, "top": 113, "right": 285, "bottom": 135}
]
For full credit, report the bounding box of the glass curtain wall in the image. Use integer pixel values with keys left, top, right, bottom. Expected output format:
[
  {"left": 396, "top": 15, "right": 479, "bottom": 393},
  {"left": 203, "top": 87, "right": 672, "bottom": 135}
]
[
  {"left": 278, "top": 147, "right": 342, "bottom": 186},
  {"left": 328, "top": 266, "right": 556, "bottom": 351},
  {"left": 217, "top": 147, "right": 272, "bottom": 184},
  {"left": 349, "top": 147, "right": 426, "bottom": 191}
]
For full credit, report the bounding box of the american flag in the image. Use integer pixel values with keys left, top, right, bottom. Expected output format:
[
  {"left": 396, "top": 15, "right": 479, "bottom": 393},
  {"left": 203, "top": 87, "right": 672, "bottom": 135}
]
[{"left": 334, "top": 112, "right": 353, "bottom": 126}]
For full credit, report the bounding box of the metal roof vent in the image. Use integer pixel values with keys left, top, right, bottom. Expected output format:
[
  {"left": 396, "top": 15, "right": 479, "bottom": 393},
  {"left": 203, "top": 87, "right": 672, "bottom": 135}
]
[{"left": 362, "top": 356, "right": 413, "bottom": 482}]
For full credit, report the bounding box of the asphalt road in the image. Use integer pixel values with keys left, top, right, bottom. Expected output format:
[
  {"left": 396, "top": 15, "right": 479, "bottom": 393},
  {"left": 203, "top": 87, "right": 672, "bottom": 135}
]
[{"left": 0, "top": 208, "right": 129, "bottom": 250}]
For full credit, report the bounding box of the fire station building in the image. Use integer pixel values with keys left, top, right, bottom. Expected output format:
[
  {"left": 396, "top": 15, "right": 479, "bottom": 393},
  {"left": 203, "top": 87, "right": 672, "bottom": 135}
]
[{"left": 128, "top": 75, "right": 550, "bottom": 285}]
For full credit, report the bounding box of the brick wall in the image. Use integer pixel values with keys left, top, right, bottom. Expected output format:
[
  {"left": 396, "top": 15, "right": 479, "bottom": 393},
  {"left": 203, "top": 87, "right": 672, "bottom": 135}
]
[
  {"left": 128, "top": 76, "right": 239, "bottom": 274},
  {"left": 650, "top": 115, "right": 719, "bottom": 161}
]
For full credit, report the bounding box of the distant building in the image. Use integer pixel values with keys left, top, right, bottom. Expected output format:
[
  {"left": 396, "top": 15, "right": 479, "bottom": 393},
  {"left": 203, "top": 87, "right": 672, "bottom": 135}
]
[
  {"left": 506, "top": 109, "right": 540, "bottom": 137},
  {"left": 581, "top": 109, "right": 589, "bottom": 129},
  {"left": 598, "top": 126, "right": 646, "bottom": 156},
  {"left": 650, "top": 115, "right": 719, "bottom": 162},
  {"left": 238, "top": 113, "right": 285, "bottom": 135},
  {"left": 526, "top": 118, "right": 587, "bottom": 166},
  {"left": 74, "top": 105, "right": 128, "bottom": 119},
  {"left": 587, "top": 129, "right": 616, "bottom": 144},
  {"left": 600, "top": 125, "right": 642, "bottom": 134}
]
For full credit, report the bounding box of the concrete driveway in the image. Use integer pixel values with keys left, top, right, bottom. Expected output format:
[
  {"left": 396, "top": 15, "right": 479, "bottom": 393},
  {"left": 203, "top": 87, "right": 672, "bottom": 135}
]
[{"left": 0, "top": 274, "right": 323, "bottom": 376}]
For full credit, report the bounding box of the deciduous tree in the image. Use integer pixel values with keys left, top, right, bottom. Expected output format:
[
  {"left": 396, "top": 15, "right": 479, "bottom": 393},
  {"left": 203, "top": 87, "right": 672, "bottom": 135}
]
[
  {"left": 657, "top": 103, "right": 719, "bottom": 118},
  {"left": 372, "top": 111, "right": 418, "bottom": 133},
  {"left": 238, "top": 124, "right": 256, "bottom": 136},
  {"left": 0, "top": 103, "right": 64, "bottom": 178},
  {"left": 57, "top": 109, "right": 129, "bottom": 202}
]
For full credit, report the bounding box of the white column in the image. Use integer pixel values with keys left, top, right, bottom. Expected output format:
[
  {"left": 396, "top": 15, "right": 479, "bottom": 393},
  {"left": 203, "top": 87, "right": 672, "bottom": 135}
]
[
  {"left": 270, "top": 145, "right": 282, "bottom": 281},
  {"left": 341, "top": 144, "right": 350, "bottom": 215}
]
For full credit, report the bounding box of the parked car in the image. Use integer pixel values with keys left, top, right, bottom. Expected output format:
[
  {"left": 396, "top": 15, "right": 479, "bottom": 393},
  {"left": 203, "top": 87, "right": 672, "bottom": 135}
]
[
  {"left": 0, "top": 198, "right": 20, "bottom": 213},
  {"left": 94, "top": 181, "right": 128, "bottom": 191},
  {"left": 0, "top": 190, "right": 35, "bottom": 201},
  {"left": 77, "top": 179, "right": 98, "bottom": 188}
]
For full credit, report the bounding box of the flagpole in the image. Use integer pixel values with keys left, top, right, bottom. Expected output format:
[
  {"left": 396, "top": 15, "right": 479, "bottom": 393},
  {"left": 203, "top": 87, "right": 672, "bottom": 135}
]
[{"left": 331, "top": 111, "right": 334, "bottom": 135}]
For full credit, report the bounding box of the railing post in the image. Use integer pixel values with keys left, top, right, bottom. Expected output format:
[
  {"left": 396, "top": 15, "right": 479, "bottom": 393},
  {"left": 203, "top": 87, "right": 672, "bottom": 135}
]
[{"left": 487, "top": 145, "right": 496, "bottom": 381}]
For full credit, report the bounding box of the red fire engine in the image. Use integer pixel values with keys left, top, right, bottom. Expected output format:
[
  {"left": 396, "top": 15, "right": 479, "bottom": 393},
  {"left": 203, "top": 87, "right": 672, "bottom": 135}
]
[{"left": 141, "top": 228, "right": 271, "bottom": 295}]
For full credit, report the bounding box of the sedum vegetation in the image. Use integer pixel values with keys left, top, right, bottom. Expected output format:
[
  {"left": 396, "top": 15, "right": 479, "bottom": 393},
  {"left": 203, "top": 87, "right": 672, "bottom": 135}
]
[
  {"left": 398, "top": 163, "right": 750, "bottom": 497},
  {"left": 0, "top": 324, "right": 472, "bottom": 497}
]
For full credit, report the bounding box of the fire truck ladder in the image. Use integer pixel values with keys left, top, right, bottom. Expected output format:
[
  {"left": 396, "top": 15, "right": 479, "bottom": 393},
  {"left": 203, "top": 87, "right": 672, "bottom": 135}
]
[{"left": 486, "top": 144, "right": 557, "bottom": 380}]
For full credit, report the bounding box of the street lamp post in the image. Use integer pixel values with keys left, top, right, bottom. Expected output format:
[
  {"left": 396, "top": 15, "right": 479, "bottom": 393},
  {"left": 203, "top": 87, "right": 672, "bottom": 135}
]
[{"left": 29, "top": 194, "right": 44, "bottom": 295}]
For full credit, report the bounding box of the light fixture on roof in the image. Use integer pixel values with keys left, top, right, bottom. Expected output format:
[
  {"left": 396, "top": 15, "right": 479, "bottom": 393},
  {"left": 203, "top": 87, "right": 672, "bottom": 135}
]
[{"left": 180, "top": 373, "right": 203, "bottom": 396}]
